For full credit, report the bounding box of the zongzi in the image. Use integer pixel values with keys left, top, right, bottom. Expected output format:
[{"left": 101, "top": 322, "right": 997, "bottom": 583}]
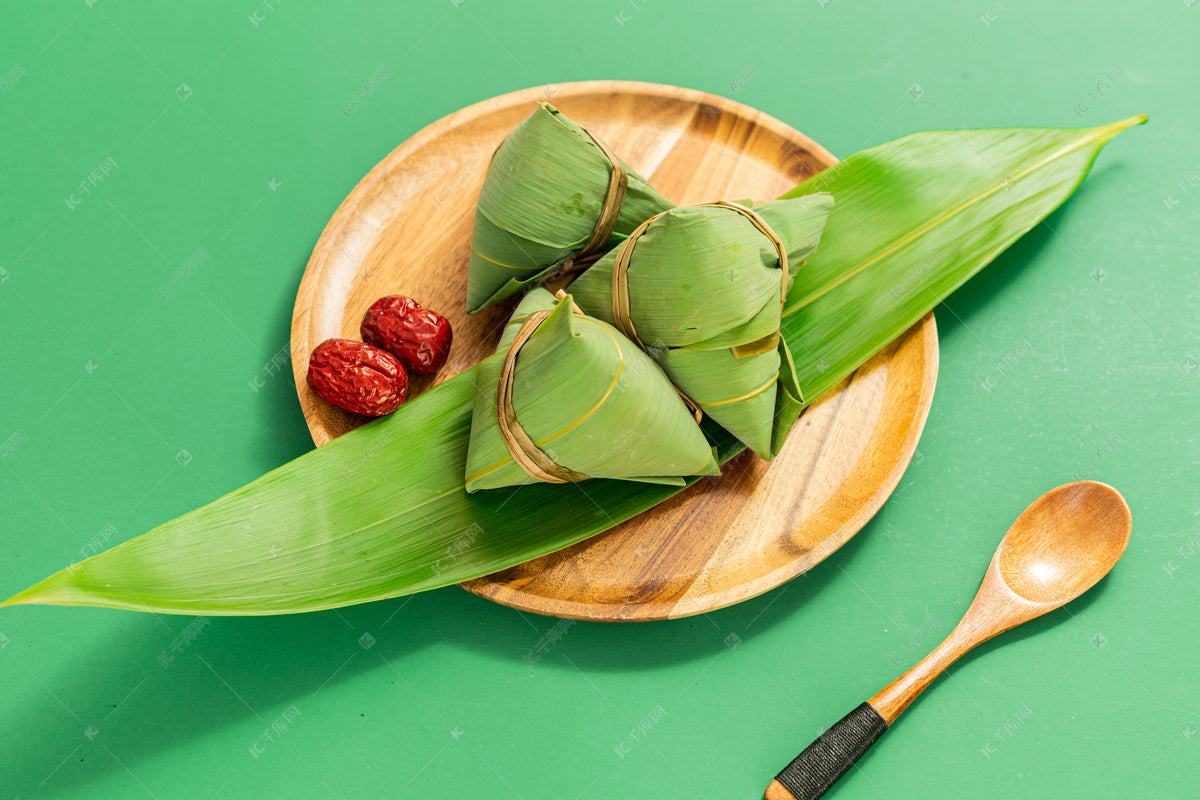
[
  {"left": 569, "top": 195, "right": 834, "bottom": 459},
  {"left": 465, "top": 288, "right": 719, "bottom": 491},
  {"left": 466, "top": 103, "right": 674, "bottom": 313}
]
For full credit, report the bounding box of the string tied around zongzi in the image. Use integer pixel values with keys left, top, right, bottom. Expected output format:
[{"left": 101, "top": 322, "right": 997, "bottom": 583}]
[
  {"left": 495, "top": 309, "right": 592, "bottom": 484},
  {"left": 610, "top": 200, "right": 790, "bottom": 352}
]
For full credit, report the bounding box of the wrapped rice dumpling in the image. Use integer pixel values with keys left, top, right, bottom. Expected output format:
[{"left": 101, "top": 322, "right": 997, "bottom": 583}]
[
  {"left": 568, "top": 195, "right": 834, "bottom": 460},
  {"left": 466, "top": 103, "right": 675, "bottom": 313},
  {"left": 465, "top": 289, "right": 720, "bottom": 492}
]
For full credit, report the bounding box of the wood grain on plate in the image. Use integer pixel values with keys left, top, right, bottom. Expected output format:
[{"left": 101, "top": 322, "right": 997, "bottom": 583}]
[{"left": 291, "top": 81, "right": 938, "bottom": 621}]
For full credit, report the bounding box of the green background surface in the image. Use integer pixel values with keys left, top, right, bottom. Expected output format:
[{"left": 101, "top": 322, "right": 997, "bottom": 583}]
[{"left": 1, "top": 1, "right": 1197, "bottom": 797}]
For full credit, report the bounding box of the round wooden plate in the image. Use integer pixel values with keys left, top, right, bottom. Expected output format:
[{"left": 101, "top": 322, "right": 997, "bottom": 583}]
[{"left": 291, "top": 81, "right": 938, "bottom": 621}]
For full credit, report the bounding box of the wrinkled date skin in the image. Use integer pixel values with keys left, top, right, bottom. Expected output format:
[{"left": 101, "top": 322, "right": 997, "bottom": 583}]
[
  {"left": 361, "top": 295, "right": 453, "bottom": 376},
  {"left": 307, "top": 338, "right": 408, "bottom": 416}
]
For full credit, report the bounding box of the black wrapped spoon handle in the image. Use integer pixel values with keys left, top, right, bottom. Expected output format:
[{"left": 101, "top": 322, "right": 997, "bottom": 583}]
[{"left": 765, "top": 703, "right": 888, "bottom": 800}]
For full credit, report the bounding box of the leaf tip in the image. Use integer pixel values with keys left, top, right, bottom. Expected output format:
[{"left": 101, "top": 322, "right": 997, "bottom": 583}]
[
  {"left": 1085, "top": 114, "right": 1147, "bottom": 149},
  {"left": 1108, "top": 114, "right": 1148, "bottom": 134},
  {"left": 0, "top": 590, "right": 33, "bottom": 609},
  {"left": 1, "top": 575, "right": 60, "bottom": 609}
]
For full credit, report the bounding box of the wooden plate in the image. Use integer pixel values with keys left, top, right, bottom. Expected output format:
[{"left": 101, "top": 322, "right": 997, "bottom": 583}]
[{"left": 291, "top": 81, "right": 938, "bottom": 621}]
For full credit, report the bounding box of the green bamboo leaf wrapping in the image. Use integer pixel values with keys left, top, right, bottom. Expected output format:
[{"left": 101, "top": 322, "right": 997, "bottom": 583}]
[
  {"left": 466, "top": 104, "right": 674, "bottom": 312},
  {"left": 568, "top": 195, "right": 833, "bottom": 458},
  {"left": 1, "top": 116, "right": 1143, "bottom": 616},
  {"left": 463, "top": 289, "right": 720, "bottom": 491}
]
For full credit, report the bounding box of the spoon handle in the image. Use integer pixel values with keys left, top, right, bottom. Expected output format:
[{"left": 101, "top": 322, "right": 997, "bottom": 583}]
[{"left": 764, "top": 702, "right": 888, "bottom": 800}]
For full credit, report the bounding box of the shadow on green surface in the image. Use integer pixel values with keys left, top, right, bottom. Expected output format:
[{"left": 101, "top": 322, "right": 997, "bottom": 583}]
[
  {"left": 248, "top": 254, "right": 320, "bottom": 471},
  {"left": 5, "top": 517, "right": 871, "bottom": 797},
  {"left": 933, "top": 162, "right": 1124, "bottom": 347}
]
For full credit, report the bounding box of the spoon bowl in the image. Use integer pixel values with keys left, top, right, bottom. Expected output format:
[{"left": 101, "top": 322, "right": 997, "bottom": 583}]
[{"left": 998, "top": 481, "right": 1131, "bottom": 605}]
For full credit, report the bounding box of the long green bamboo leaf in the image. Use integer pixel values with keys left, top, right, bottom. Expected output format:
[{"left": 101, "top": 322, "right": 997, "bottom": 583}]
[{"left": 1, "top": 116, "right": 1144, "bottom": 615}]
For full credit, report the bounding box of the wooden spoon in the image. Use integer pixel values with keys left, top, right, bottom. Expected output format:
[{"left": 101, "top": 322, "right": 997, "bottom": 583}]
[{"left": 765, "top": 481, "right": 1132, "bottom": 800}]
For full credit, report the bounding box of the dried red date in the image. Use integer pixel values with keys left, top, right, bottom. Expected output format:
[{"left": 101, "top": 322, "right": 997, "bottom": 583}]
[
  {"left": 307, "top": 338, "right": 408, "bottom": 417},
  {"left": 361, "top": 296, "right": 453, "bottom": 376}
]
